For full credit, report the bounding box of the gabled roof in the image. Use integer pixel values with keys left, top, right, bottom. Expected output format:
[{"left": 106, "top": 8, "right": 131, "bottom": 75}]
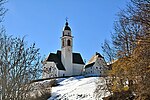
[
  {"left": 73, "top": 53, "right": 85, "bottom": 64},
  {"left": 96, "top": 52, "right": 103, "bottom": 58},
  {"left": 84, "top": 62, "right": 95, "bottom": 68},
  {"left": 84, "top": 52, "right": 104, "bottom": 69},
  {"left": 46, "top": 51, "right": 65, "bottom": 70},
  {"left": 46, "top": 50, "right": 84, "bottom": 70}
]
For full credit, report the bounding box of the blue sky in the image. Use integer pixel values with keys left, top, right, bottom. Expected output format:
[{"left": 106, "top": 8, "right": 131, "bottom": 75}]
[{"left": 4, "top": 0, "right": 128, "bottom": 62}]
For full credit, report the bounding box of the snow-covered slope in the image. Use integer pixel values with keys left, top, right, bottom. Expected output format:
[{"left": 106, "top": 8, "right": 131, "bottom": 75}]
[{"left": 49, "top": 76, "right": 106, "bottom": 100}]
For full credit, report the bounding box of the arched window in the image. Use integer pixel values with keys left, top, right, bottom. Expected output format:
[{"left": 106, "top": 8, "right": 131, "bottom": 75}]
[
  {"left": 63, "top": 32, "right": 64, "bottom": 36},
  {"left": 68, "top": 32, "right": 70, "bottom": 36},
  {"left": 67, "top": 39, "right": 71, "bottom": 46},
  {"left": 62, "top": 40, "right": 64, "bottom": 47}
]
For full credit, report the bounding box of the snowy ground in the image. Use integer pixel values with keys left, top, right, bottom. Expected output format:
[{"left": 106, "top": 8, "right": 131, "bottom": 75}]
[{"left": 49, "top": 76, "right": 107, "bottom": 100}]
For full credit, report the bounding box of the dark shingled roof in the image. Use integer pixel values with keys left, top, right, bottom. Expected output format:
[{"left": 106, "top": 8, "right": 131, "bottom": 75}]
[
  {"left": 64, "top": 21, "right": 71, "bottom": 31},
  {"left": 46, "top": 51, "right": 65, "bottom": 70},
  {"left": 85, "top": 62, "right": 95, "bottom": 68},
  {"left": 96, "top": 52, "right": 104, "bottom": 58},
  {"left": 73, "top": 53, "right": 85, "bottom": 64},
  {"left": 64, "top": 26, "right": 71, "bottom": 31},
  {"left": 46, "top": 50, "right": 84, "bottom": 70}
]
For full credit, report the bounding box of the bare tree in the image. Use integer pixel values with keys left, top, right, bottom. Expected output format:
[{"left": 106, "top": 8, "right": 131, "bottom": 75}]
[
  {"left": 96, "top": 0, "right": 150, "bottom": 99},
  {"left": 101, "top": 39, "right": 115, "bottom": 64},
  {"left": 0, "top": 33, "right": 42, "bottom": 100},
  {"left": 0, "top": 0, "right": 44, "bottom": 99},
  {"left": 0, "top": 0, "right": 7, "bottom": 23},
  {"left": 112, "top": 16, "right": 141, "bottom": 58}
]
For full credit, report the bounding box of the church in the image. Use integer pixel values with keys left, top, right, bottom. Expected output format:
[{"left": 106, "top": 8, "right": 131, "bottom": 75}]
[
  {"left": 42, "top": 20, "right": 108, "bottom": 78},
  {"left": 42, "top": 21, "right": 85, "bottom": 78}
]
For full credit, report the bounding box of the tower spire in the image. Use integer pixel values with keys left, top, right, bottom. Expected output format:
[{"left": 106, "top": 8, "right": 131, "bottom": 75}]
[
  {"left": 61, "top": 19, "right": 73, "bottom": 76},
  {"left": 65, "top": 17, "right": 69, "bottom": 26},
  {"left": 66, "top": 17, "right": 68, "bottom": 22},
  {"left": 64, "top": 18, "right": 71, "bottom": 31}
]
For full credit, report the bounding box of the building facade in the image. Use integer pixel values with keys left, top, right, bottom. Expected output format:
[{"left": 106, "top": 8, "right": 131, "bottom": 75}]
[
  {"left": 84, "top": 52, "right": 108, "bottom": 76},
  {"left": 42, "top": 21, "right": 85, "bottom": 78},
  {"left": 42, "top": 21, "right": 108, "bottom": 78}
]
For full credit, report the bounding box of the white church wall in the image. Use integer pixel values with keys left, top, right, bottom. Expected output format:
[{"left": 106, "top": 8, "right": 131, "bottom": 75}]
[
  {"left": 42, "top": 62, "right": 58, "bottom": 78},
  {"left": 61, "top": 44, "right": 73, "bottom": 76},
  {"left": 73, "top": 64, "right": 84, "bottom": 76},
  {"left": 58, "top": 70, "right": 66, "bottom": 77}
]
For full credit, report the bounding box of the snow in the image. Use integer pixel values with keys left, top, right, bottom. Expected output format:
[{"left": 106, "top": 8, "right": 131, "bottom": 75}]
[{"left": 49, "top": 76, "right": 106, "bottom": 100}]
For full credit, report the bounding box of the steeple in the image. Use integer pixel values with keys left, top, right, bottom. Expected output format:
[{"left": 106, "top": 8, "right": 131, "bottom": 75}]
[
  {"left": 64, "top": 18, "right": 70, "bottom": 29},
  {"left": 61, "top": 20, "right": 73, "bottom": 48},
  {"left": 64, "top": 21, "right": 71, "bottom": 31},
  {"left": 63, "top": 19, "right": 72, "bottom": 37},
  {"left": 61, "top": 20, "right": 73, "bottom": 76}
]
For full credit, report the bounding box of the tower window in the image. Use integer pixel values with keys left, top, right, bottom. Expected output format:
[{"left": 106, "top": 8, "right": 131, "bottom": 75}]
[
  {"left": 67, "top": 39, "right": 71, "bottom": 46},
  {"left": 63, "top": 32, "right": 65, "bottom": 36},
  {"left": 68, "top": 32, "right": 70, "bottom": 36},
  {"left": 62, "top": 40, "right": 64, "bottom": 47}
]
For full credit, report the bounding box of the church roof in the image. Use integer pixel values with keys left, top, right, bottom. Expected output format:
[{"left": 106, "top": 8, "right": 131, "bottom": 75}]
[
  {"left": 73, "top": 52, "right": 85, "bottom": 64},
  {"left": 46, "top": 52, "right": 66, "bottom": 70},
  {"left": 46, "top": 50, "right": 84, "bottom": 70},
  {"left": 64, "top": 21, "right": 71, "bottom": 31}
]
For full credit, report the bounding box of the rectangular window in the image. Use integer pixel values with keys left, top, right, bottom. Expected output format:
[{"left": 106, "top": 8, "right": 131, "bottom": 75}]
[{"left": 49, "top": 67, "right": 51, "bottom": 72}]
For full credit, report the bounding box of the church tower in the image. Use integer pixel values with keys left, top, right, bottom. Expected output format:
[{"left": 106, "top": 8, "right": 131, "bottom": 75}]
[{"left": 61, "top": 20, "right": 73, "bottom": 76}]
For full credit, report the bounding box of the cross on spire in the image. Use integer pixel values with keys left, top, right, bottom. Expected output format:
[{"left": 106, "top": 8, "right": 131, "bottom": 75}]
[
  {"left": 66, "top": 17, "right": 68, "bottom": 22},
  {"left": 65, "top": 17, "right": 69, "bottom": 26}
]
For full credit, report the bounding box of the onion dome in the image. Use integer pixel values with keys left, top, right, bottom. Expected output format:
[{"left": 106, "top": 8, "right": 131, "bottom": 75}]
[{"left": 64, "top": 21, "right": 71, "bottom": 31}]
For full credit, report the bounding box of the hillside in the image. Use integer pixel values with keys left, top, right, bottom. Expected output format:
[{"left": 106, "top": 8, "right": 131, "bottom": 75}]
[{"left": 49, "top": 76, "right": 107, "bottom": 100}]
